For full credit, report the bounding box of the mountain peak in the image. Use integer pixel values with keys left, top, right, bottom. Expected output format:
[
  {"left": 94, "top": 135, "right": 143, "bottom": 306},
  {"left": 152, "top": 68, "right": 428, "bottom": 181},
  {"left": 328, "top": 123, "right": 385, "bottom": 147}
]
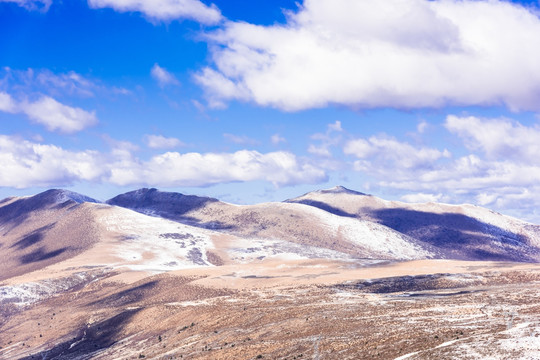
[
  {"left": 38, "top": 189, "right": 100, "bottom": 204},
  {"left": 106, "top": 188, "right": 219, "bottom": 220},
  {"left": 0, "top": 189, "right": 99, "bottom": 224},
  {"left": 317, "top": 186, "right": 366, "bottom": 196}
]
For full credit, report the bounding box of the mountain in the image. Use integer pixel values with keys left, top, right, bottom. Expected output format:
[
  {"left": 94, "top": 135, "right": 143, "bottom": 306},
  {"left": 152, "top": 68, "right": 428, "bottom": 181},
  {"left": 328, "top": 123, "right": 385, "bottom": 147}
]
[
  {"left": 106, "top": 188, "right": 439, "bottom": 261},
  {"left": 101, "top": 186, "right": 540, "bottom": 262},
  {"left": 286, "top": 186, "right": 540, "bottom": 262},
  {"left": 3, "top": 187, "right": 540, "bottom": 360},
  {"left": 3, "top": 186, "right": 539, "bottom": 271},
  {"left": 106, "top": 188, "right": 219, "bottom": 221},
  {"left": 0, "top": 190, "right": 100, "bottom": 281}
]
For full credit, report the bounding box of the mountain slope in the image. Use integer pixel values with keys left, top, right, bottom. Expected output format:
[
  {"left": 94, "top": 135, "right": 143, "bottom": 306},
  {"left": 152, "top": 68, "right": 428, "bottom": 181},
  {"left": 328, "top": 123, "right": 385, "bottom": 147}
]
[
  {"left": 106, "top": 188, "right": 219, "bottom": 222},
  {"left": 0, "top": 190, "right": 100, "bottom": 281},
  {"left": 107, "top": 189, "right": 440, "bottom": 261},
  {"left": 286, "top": 186, "right": 540, "bottom": 262}
]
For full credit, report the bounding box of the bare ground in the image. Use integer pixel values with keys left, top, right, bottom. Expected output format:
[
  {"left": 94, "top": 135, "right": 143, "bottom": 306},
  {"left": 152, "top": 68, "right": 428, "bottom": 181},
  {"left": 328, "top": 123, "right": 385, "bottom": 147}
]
[{"left": 1, "top": 260, "right": 540, "bottom": 360}]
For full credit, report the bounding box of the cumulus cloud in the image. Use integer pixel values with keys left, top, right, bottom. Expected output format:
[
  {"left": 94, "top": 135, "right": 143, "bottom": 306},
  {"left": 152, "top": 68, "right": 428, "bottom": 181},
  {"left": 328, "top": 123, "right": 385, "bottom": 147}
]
[
  {"left": 0, "top": 92, "right": 98, "bottom": 133},
  {"left": 339, "top": 116, "right": 540, "bottom": 221},
  {"left": 0, "top": 135, "right": 325, "bottom": 189},
  {"left": 344, "top": 135, "right": 451, "bottom": 171},
  {"left": 151, "top": 64, "right": 180, "bottom": 87},
  {"left": 0, "top": 135, "right": 104, "bottom": 188},
  {"left": 196, "top": 0, "right": 540, "bottom": 111},
  {"left": 88, "top": 0, "right": 222, "bottom": 24},
  {"left": 0, "top": 0, "right": 51, "bottom": 11},
  {"left": 109, "top": 150, "right": 326, "bottom": 187},
  {"left": 445, "top": 115, "right": 540, "bottom": 161},
  {"left": 21, "top": 96, "right": 98, "bottom": 133},
  {"left": 144, "top": 134, "right": 185, "bottom": 149}
]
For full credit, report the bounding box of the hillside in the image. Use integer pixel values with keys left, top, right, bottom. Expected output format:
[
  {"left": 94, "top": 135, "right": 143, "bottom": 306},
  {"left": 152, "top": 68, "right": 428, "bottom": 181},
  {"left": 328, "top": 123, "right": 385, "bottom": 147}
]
[
  {"left": 286, "top": 186, "right": 540, "bottom": 262},
  {"left": 2, "top": 187, "right": 540, "bottom": 359}
]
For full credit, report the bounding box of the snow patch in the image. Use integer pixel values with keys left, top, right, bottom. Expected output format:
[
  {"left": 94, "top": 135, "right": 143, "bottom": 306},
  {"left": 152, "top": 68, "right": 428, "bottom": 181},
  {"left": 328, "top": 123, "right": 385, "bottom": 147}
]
[{"left": 99, "top": 207, "right": 215, "bottom": 272}]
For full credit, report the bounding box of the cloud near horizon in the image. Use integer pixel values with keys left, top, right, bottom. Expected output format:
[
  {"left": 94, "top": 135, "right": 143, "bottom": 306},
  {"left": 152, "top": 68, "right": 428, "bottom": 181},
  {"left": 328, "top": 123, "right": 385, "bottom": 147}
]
[
  {"left": 0, "top": 135, "right": 326, "bottom": 189},
  {"left": 196, "top": 0, "right": 540, "bottom": 111},
  {"left": 340, "top": 115, "right": 540, "bottom": 221}
]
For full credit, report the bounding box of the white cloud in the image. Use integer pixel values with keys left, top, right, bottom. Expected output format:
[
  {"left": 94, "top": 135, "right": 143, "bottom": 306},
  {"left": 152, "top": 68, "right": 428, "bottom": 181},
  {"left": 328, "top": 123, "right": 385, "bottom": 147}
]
[
  {"left": 22, "top": 96, "right": 98, "bottom": 133},
  {"left": 328, "top": 120, "right": 343, "bottom": 132},
  {"left": 338, "top": 117, "right": 540, "bottom": 221},
  {"left": 445, "top": 115, "right": 540, "bottom": 162},
  {"left": 0, "top": 0, "right": 51, "bottom": 11},
  {"left": 1, "top": 67, "right": 130, "bottom": 99},
  {"left": 193, "top": 68, "right": 249, "bottom": 109},
  {"left": 197, "top": 0, "right": 540, "bottom": 111},
  {"left": 109, "top": 150, "right": 326, "bottom": 187},
  {"left": 271, "top": 133, "right": 286, "bottom": 145},
  {"left": 344, "top": 135, "right": 451, "bottom": 171},
  {"left": 417, "top": 120, "right": 429, "bottom": 134},
  {"left": 401, "top": 193, "right": 445, "bottom": 203},
  {"left": 308, "top": 120, "right": 344, "bottom": 157},
  {"left": 151, "top": 64, "right": 180, "bottom": 87},
  {"left": 0, "top": 92, "right": 98, "bottom": 133},
  {"left": 88, "top": 0, "right": 222, "bottom": 24},
  {"left": 0, "top": 92, "right": 17, "bottom": 113},
  {"left": 35, "top": 70, "right": 97, "bottom": 97},
  {"left": 0, "top": 135, "right": 325, "bottom": 189},
  {"left": 145, "top": 134, "right": 184, "bottom": 149},
  {"left": 223, "top": 133, "right": 258, "bottom": 145},
  {"left": 0, "top": 135, "right": 104, "bottom": 188},
  {"left": 307, "top": 144, "right": 331, "bottom": 157}
]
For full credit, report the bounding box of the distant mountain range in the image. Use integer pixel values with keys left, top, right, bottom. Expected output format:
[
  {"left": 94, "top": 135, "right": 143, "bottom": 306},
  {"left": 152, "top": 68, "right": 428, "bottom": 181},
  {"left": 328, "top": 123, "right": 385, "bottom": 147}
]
[{"left": 1, "top": 186, "right": 539, "bottom": 281}]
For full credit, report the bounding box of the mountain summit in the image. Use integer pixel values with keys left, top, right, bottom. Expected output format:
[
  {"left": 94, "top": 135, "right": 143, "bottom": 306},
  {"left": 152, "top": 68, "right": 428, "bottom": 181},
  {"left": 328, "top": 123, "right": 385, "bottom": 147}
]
[{"left": 106, "top": 188, "right": 219, "bottom": 221}]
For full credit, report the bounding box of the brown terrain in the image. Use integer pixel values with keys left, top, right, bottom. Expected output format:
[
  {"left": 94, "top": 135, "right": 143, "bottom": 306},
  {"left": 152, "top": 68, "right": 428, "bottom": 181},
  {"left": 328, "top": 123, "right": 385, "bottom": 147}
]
[{"left": 1, "top": 188, "right": 540, "bottom": 359}]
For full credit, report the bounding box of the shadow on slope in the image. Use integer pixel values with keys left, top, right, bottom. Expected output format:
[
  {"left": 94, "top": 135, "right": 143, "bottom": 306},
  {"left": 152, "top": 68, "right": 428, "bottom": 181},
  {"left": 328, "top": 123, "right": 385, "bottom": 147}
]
[
  {"left": 19, "top": 246, "right": 69, "bottom": 264},
  {"left": 287, "top": 199, "right": 357, "bottom": 218},
  {"left": 0, "top": 189, "right": 98, "bottom": 230},
  {"left": 107, "top": 188, "right": 234, "bottom": 230},
  {"left": 9, "top": 224, "right": 56, "bottom": 250},
  {"left": 87, "top": 280, "right": 159, "bottom": 308},
  {"left": 20, "top": 309, "right": 141, "bottom": 360},
  {"left": 370, "top": 208, "right": 539, "bottom": 262}
]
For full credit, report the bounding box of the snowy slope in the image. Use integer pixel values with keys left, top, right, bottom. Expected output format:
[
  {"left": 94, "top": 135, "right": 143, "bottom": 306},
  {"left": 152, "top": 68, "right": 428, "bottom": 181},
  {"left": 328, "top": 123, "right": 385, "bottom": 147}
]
[{"left": 286, "top": 186, "right": 540, "bottom": 262}]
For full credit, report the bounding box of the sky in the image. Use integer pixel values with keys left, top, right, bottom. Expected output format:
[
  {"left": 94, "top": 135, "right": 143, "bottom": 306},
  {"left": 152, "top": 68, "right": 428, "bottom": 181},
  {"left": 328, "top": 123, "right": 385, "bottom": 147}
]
[{"left": 2, "top": 0, "right": 540, "bottom": 222}]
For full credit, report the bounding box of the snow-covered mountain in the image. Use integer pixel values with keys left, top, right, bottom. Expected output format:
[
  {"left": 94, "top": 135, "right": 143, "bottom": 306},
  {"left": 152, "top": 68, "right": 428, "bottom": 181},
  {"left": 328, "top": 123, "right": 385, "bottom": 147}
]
[
  {"left": 1, "top": 185, "right": 540, "bottom": 281},
  {"left": 0, "top": 190, "right": 100, "bottom": 281},
  {"left": 285, "top": 186, "right": 540, "bottom": 262},
  {"left": 106, "top": 188, "right": 219, "bottom": 221},
  {"left": 2, "top": 187, "right": 540, "bottom": 360}
]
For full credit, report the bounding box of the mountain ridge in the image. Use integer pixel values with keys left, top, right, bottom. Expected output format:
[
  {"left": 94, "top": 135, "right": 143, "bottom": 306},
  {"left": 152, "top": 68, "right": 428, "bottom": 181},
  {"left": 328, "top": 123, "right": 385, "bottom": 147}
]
[{"left": 2, "top": 186, "right": 540, "bottom": 266}]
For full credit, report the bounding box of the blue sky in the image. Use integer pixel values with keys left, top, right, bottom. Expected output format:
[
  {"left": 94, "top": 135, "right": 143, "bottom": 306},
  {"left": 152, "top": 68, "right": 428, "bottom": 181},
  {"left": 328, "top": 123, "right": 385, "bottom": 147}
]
[{"left": 2, "top": 0, "right": 540, "bottom": 222}]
